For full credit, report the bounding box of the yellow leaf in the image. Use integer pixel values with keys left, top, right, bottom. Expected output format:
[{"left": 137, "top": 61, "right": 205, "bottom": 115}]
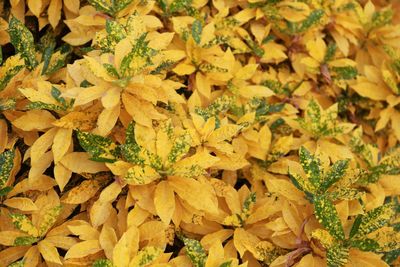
[
  {"left": 0, "top": 231, "right": 26, "bottom": 246},
  {"left": 74, "top": 85, "right": 107, "bottom": 106},
  {"left": 4, "top": 197, "right": 38, "bottom": 211},
  {"left": 61, "top": 180, "right": 101, "bottom": 204},
  {"left": 306, "top": 37, "right": 326, "bottom": 63},
  {"left": 48, "top": 0, "right": 62, "bottom": 28},
  {"left": 168, "top": 176, "right": 218, "bottom": 214},
  {"left": 38, "top": 239, "right": 62, "bottom": 265},
  {"left": 54, "top": 163, "right": 72, "bottom": 191},
  {"left": 154, "top": 181, "right": 175, "bottom": 225},
  {"left": 64, "top": 239, "right": 102, "bottom": 259},
  {"left": 13, "top": 110, "right": 56, "bottom": 131},
  {"left": 113, "top": 226, "right": 140, "bottom": 267},
  {"left": 351, "top": 79, "right": 392, "bottom": 101},
  {"left": 60, "top": 152, "right": 109, "bottom": 173},
  {"left": 207, "top": 124, "right": 240, "bottom": 144},
  {"left": 52, "top": 128, "right": 72, "bottom": 163},
  {"left": 31, "top": 127, "right": 58, "bottom": 165}
]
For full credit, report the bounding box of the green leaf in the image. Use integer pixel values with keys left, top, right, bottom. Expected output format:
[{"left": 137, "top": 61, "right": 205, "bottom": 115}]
[
  {"left": 180, "top": 236, "right": 207, "bottom": 267},
  {"left": 13, "top": 236, "right": 39, "bottom": 246},
  {"left": 8, "top": 17, "right": 38, "bottom": 70},
  {"left": 332, "top": 66, "right": 358, "bottom": 80},
  {"left": 77, "top": 131, "right": 119, "bottom": 163},
  {"left": 382, "top": 249, "right": 400, "bottom": 265},
  {"left": 323, "top": 43, "right": 337, "bottom": 63},
  {"left": 326, "top": 244, "right": 349, "bottom": 267},
  {"left": 0, "top": 55, "right": 25, "bottom": 92},
  {"left": 44, "top": 44, "right": 72, "bottom": 75},
  {"left": 92, "top": 259, "right": 113, "bottom": 267},
  {"left": 352, "top": 204, "right": 395, "bottom": 238},
  {"left": 0, "top": 186, "right": 12, "bottom": 196},
  {"left": 314, "top": 195, "right": 345, "bottom": 240},
  {"left": 191, "top": 19, "right": 203, "bottom": 44},
  {"left": 349, "top": 238, "right": 380, "bottom": 252},
  {"left": 320, "top": 159, "right": 349, "bottom": 193},
  {"left": 219, "top": 261, "right": 232, "bottom": 267},
  {"left": 8, "top": 259, "right": 24, "bottom": 267},
  {"left": 299, "top": 146, "right": 321, "bottom": 188},
  {"left": 0, "top": 150, "right": 15, "bottom": 189}
]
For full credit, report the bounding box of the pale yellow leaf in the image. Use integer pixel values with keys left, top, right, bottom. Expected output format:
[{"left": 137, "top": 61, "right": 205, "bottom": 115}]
[
  {"left": 13, "top": 110, "right": 56, "bottom": 131},
  {"left": 64, "top": 239, "right": 102, "bottom": 259},
  {"left": 154, "top": 181, "right": 175, "bottom": 225},
  {"left": 38, "top": 239, "right": 62, "bottom": 265},
  {"left": 52, "top": 128, "right": 72, "bottom": 163},
  {"left": 4, "top": 197, "right": 38, "bottom": 211},
  {"left": 113, "top": 226, "right": 140, "bottom": 267},
  {"left": 60, "top": 152, "right": 109, "bottom": 173}
]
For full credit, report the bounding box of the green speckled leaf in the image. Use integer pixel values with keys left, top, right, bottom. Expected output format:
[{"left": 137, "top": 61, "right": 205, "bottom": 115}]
[
  {"left": 167, "top": 133, "right": 191, "bottom": 164},
  {"left": 191, "top": 19, "right": 203, "bottom": 44},
  {"left": 299, "top": 146, "right": 321, "bottom": 188},
  {"left": 0, "top": 150, "right": 15, "bottom": 189},
  {"left": 124, "top": 165, "right": 160, "bottom": 185},
  {"left": 77, "top": 130, "right": 119, "bottom": 163},
  {"left": 9, "top": 214, "right": 39, "bottom": 237},
  {"left": 119, "top": 33, "right": 156, "bottom": 78},
  {"left": 320, "top": 159, "right": 349, "bottom": 193},
  {"left": 180, "top": 236, "right": 207, "bottom": 267},
  {"left": 129, "top": 246, "right": 162, "bottom": 266},
  {"left": 0, "top": 55, "right": 25, "bottom": 92},
  {"left": 14, "top": 236, "right": 39, "bottom": 246},
  {"left": 314, "top": 195, "right": 345, "bottom": 240},
  {"left": 195, "top": 95, "right": 235, "bottom": 120},
  {"left": 351, "top": 204, "right": 395, "bottom": 238},
  {"left": 92, "top": 259, "right": 113, "bottom": 267},
  {"left": 326, "top": 244, "right": 349, "bottom": 267},
  {"left": 38, "top": 205, "right": 63, "bottom": 236},
  {"left": 349, "top": 238, "right": 380, "bottom": 252},
  {"left": 8, "top": 17, "right": 38, "bottom": 70},
  {"left": 8, "top": 259, "right": 24, "bottom": 267}
]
